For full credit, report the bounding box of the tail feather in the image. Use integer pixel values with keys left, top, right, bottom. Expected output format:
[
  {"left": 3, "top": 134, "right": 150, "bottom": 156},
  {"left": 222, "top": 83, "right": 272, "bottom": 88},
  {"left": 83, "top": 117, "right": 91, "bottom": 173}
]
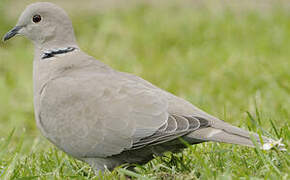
[
  {"left": 187, "top": 121, "right": 276, "bottom": 149},
  {"left": 212, "top": 121, "right": 273, "bottom": 144}
]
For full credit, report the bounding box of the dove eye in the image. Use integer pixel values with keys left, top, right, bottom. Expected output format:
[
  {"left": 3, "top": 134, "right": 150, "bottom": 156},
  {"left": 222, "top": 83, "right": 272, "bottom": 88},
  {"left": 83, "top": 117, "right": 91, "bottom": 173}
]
[{"left": 32, "top": 14, "right": 42, "bottom": 23}]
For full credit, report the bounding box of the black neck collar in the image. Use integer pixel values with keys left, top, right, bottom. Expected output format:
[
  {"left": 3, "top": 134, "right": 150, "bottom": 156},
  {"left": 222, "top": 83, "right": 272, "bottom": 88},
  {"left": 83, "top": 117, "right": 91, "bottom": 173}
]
[{"left": 41, "top": 47, "right": 77, "bottom": 60}]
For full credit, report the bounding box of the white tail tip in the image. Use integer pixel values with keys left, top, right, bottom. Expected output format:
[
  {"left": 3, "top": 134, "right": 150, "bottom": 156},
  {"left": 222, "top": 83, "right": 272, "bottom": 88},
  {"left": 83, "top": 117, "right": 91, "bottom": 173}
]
[{"left": 262, "top": 138, "right": 286, "bottom": 151}]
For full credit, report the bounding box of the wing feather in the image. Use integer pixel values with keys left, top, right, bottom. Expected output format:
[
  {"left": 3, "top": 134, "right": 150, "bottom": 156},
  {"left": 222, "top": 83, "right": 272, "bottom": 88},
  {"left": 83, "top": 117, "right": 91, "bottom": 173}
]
[{"left": 131, "top": 115, "right": 209, "bottom": 149}]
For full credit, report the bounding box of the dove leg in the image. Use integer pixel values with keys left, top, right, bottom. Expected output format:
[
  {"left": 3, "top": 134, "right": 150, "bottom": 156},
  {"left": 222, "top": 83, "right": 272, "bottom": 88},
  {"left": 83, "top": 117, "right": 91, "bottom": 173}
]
[{"left": 81, "top": 157, "right": 122, "bottom": 171}]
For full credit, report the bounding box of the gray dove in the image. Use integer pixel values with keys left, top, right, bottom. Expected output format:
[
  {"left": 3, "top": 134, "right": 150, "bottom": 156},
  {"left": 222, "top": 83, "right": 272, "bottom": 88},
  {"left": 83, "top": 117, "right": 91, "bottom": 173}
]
[{"left": 3, "top": 2, "right": 283, "bottom": 171}]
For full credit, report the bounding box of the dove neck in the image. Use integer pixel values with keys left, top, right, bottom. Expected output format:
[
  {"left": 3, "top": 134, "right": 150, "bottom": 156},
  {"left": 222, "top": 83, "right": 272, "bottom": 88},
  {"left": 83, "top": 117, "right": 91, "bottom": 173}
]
[
  {"left": 34, "top": 40, "right": 79, "bottom": 51},
  {"left": 33, "top": 25, "right": 79, "bottom": 57},
  {"left": 34, "top": 43, "right": 79, "bottom": 60}
]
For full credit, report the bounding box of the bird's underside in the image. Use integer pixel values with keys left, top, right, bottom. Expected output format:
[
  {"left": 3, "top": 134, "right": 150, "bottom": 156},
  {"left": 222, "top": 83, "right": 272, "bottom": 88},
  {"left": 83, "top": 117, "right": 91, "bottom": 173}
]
[
  {"left": 37, "top": 61, "right": 214, "bottom": 157},
  {"left": 82, "top": 115, "right": 211, "bottom": 170},
  {"left": 37, "top": 58, "right": 273, "bottom": 171}
]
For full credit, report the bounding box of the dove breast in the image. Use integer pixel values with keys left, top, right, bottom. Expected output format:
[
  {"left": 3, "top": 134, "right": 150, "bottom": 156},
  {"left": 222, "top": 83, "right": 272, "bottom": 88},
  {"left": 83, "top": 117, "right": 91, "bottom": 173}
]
[{"left": 38, "top": 62, "right": 169, "bottom": 158}]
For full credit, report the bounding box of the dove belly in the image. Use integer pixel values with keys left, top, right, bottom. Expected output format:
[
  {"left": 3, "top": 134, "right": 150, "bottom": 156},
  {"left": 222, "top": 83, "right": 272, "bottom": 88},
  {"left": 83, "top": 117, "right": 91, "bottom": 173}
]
[
  {"left": 37, "top": 84, "right": 105, "bottom": 158},
  {"left": 35, "top": 73, "right": 169, "bottom": 159},
  {"left": 35, "top": 74, "right": 124, "bottom": 158}
]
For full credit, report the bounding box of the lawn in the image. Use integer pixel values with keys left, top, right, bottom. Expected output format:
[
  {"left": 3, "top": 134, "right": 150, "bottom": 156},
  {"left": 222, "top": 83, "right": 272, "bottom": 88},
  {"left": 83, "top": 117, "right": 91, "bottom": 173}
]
[{"left": 0, "top": 0, "right": 289, "bottom": 179}]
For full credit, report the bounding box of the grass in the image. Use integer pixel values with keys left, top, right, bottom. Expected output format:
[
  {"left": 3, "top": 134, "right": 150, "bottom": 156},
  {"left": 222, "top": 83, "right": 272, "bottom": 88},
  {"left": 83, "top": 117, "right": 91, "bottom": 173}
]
[{"left": 0, "top": 0, "right": 289, "bottom": 179}]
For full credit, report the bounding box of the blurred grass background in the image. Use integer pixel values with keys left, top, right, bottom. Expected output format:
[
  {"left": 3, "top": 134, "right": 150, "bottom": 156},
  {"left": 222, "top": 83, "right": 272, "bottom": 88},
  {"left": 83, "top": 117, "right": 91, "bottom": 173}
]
[{"left": 0, "top": 0, "right": 289, "bottom": 179}]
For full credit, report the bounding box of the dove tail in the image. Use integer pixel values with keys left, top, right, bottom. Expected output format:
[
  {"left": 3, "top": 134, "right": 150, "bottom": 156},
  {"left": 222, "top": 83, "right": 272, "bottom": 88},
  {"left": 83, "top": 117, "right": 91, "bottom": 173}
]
[{"left": 187, "top": 120, "right": 273, "bottom": 148}]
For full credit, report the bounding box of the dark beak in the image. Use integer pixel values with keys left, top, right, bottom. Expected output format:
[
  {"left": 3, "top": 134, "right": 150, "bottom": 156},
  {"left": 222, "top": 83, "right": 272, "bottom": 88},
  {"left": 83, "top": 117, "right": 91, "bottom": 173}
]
[{"left": 3, "top": 26, "right": 23, "bottom": 42}]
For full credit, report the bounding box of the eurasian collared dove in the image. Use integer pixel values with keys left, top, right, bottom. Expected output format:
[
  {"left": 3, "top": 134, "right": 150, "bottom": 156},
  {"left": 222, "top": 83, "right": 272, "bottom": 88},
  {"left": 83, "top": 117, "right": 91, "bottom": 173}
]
[{"left": 3, "top": 2, "right": 284, "bottom": 171}]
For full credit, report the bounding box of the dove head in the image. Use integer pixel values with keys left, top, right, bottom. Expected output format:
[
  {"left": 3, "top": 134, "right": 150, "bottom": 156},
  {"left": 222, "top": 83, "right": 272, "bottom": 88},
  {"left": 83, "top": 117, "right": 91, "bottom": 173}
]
[{"left": 3, "top": 2, "right": 78, "bottom": 50}]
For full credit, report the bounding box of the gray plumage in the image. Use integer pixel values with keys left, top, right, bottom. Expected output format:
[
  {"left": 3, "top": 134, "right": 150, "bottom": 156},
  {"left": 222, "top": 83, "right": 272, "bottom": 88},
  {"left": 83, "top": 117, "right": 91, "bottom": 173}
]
[{"left": 3, "top": 2, "right": 283, "bottom": 171}]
